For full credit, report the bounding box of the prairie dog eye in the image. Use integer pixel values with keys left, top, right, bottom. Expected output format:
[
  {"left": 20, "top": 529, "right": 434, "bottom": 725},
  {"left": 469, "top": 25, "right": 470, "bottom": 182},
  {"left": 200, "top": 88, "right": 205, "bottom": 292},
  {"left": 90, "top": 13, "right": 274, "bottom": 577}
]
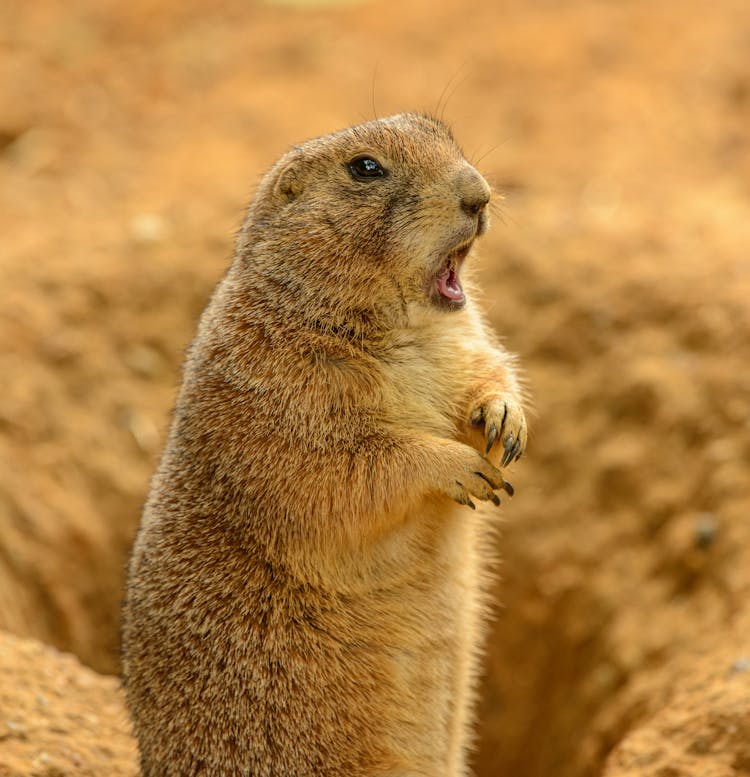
[{"left": 348, "top": 156, "right": 387, "bottom": 181}]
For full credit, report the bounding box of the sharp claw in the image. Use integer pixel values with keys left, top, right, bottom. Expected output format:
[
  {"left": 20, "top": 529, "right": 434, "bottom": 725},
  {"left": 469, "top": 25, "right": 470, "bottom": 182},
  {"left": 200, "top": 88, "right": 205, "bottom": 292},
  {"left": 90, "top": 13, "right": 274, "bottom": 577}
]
[
  {"left": 502, "top": 480, "right": 515, "bottom": 497},
  {"left": 485, "top": 423, "right": 498, "bottom": 455},
  {"left": 490, "top": 493, "right": 501, "bottom": 506},
  {"left": 467, "top": 498, "right": 476, "bottom": 510},
  {"left": 474, "top": 470, "right": 498, "bottom": 490},
  {"left": 502, "top": 435, "right": 515, "bottom": 466}
]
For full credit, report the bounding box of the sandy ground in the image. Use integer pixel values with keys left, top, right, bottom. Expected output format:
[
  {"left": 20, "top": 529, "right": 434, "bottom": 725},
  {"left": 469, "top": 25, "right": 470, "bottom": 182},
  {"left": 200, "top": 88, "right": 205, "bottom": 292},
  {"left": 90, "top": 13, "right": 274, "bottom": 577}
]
[{"left": 1, "top": 0, "right": 749, "bottom": 774}]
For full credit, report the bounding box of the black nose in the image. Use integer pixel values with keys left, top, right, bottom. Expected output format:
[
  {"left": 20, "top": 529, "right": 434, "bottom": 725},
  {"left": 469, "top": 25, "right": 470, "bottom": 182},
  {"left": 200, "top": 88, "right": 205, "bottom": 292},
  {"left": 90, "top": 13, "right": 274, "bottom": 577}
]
[
  {"left": 461, "top": 191, "right": 490, "bottom": 217},
  {"left": 456, "top": 165, "right": 491, "bottom": 217}
]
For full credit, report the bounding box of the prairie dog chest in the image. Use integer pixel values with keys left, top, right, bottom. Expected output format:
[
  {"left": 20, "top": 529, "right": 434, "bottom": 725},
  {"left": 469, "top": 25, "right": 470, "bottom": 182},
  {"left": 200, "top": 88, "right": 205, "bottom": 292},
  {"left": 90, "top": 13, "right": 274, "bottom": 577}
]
[{"left": 378, "top": 319, "right": 471, "bottom": 436}]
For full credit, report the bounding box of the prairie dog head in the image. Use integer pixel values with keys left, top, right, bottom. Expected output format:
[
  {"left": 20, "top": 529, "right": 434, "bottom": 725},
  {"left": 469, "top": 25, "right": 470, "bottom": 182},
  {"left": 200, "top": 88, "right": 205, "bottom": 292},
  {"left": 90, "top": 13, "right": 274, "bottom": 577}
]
[{"left": 239, "top": 113, "right": 491, "bottom": 329}]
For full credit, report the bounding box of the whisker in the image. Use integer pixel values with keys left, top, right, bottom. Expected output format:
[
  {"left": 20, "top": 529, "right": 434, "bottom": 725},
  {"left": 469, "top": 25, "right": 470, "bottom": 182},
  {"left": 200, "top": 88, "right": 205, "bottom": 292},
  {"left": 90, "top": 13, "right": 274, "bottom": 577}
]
[
  {"left": 433, "top": 64, "right": 468, "bottom": 123},
  {"left": 371, "top": 65, "right": 379, "bottom": 121},
  {"left": 471, "top": 135, "right": 512, "bottom": 167}
]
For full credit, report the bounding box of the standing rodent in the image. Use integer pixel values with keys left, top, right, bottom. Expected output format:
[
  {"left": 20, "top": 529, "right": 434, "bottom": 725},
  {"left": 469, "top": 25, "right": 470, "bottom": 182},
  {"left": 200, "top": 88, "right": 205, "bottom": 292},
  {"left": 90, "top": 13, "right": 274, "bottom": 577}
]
[{"left": 122, "top": 113, "right": 527, "bottom": 777}]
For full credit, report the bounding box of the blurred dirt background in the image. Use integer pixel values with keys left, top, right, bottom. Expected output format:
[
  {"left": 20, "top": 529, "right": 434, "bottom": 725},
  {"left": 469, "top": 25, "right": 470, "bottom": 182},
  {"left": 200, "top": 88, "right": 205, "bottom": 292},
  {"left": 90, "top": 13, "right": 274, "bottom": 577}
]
[{"left": 1, "top": 0, "right": 749, "bottom": 775}]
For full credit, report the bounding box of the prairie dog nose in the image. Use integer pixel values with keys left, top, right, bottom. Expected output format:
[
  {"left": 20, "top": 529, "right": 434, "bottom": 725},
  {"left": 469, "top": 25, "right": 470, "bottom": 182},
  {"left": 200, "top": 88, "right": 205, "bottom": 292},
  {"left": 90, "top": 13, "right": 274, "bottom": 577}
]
[{"left": 456, "top": 165, "right": 491, "bottom": 216}]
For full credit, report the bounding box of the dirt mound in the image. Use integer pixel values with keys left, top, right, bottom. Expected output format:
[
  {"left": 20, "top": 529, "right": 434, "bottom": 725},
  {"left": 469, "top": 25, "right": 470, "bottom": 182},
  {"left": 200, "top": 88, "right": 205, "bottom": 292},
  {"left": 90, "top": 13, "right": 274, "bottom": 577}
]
[
  {"left": 603, "top": 611, "right": 750, "bottom": 777},
  {"left": 0, "top": 630, "right": 136, "bottom": 777},
  {"left": 1, "top": 0, "right": 749, "bottom": 775}
]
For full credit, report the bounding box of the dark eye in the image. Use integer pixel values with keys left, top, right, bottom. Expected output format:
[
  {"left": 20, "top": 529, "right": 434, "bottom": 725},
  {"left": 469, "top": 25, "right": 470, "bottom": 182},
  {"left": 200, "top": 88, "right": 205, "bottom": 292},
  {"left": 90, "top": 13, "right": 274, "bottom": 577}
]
[{"left": 348, "top": 156, "right": 387, "bottom": 181}]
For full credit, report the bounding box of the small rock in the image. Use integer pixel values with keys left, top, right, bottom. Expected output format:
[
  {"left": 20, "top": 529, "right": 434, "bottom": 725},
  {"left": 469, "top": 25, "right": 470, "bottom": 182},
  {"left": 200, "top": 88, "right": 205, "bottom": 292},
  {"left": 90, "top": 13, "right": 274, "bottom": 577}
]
[{"left": 694, "top": 513, "right": 719, "bottom": 549}]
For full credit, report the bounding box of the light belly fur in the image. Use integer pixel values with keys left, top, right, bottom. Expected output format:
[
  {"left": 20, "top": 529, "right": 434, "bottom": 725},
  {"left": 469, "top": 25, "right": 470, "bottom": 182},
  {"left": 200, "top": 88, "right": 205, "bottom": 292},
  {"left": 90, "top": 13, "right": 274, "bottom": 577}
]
[{"left": 354, "top": 500, "right": 487, "bottom": 776}]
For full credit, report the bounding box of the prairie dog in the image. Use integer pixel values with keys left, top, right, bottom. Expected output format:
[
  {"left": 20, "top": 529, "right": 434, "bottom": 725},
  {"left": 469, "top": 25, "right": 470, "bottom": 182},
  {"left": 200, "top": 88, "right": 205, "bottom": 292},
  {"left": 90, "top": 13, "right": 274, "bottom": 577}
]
[{"left": 122, "top": 113, "right": 527, "bottom": 777}]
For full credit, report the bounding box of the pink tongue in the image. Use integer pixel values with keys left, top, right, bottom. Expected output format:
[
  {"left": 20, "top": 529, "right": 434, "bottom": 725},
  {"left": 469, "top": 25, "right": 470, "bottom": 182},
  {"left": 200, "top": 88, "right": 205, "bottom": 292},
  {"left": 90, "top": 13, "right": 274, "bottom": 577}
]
[{"left": 437, "top": 266, "right": 464, "bottom": 301}]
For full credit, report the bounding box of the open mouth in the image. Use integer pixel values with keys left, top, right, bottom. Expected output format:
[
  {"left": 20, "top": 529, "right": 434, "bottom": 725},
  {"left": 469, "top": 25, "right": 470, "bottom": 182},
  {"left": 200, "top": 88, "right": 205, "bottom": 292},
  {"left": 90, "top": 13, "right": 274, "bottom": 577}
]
[{"left": 433, "top": 240, "right": 473, "bottom": 308}]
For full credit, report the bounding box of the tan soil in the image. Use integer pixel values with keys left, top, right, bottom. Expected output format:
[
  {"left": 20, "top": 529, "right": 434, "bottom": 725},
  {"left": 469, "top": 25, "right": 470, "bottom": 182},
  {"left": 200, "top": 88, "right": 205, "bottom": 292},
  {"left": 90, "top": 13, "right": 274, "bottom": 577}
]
[
  {"left": 0, "top": 630, "right": 136, "bottom": 777},
  {"left": 1, "top": 0, "right": 749, "bottom": 775},
  {"left": 602, "top": 610, "right": 750, "bottom": 777}
]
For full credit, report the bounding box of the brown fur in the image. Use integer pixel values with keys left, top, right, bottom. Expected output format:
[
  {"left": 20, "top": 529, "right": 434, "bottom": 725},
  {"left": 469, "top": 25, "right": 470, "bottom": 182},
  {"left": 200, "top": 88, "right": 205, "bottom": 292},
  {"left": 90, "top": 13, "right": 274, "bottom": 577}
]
[{"left": 122, "top": 113, "right": 527, "bottom": 777}]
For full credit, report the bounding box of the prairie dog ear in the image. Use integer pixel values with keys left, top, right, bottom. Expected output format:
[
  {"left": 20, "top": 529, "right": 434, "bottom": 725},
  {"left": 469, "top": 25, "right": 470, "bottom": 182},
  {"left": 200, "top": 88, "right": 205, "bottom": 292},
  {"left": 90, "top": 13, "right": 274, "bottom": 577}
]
[{"left": 274, "top": 159, "right": 303, "bottom": 202}]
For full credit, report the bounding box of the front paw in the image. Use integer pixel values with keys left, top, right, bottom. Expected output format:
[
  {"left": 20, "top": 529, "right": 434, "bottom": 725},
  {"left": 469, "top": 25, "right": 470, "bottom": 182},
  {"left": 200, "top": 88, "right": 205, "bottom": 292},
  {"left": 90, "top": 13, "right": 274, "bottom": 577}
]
[
  {"left": 434, "top": 443, "right": 514, "bottom": 510},
  {"left": 470, "top": 396, "right": 527, "bottom": 467}
]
